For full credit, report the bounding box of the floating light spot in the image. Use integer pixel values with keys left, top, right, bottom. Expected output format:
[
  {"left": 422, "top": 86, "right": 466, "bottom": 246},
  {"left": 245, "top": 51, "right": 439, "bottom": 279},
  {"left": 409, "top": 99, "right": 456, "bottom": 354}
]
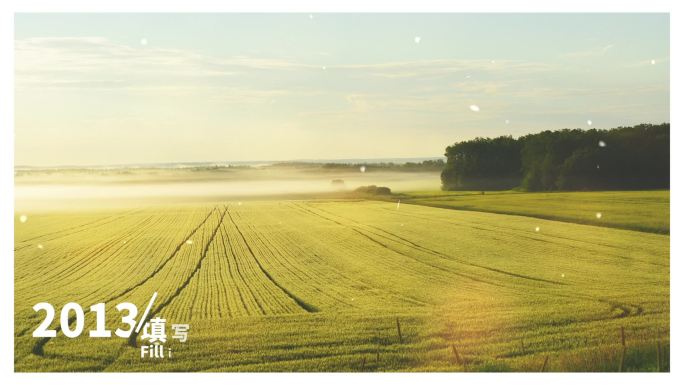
[
  {"left": 561, "top": 273, "right": 565, "bottom": 278},
  {"left": 238, "top": 202, "right": 243, "bottom": 206},
  {"left": 400, "top": 223, "right": 404, "bottom": 227},
  {"left": 596, "top": 164, "right": 600, "bottom": 169},
  {"left": 587, "top": 119, "right": 593, "bottom": 126},
  {"left": 535, "top": 226, "right": 540, "bottom": 232},
  {"left": 37, "top": 244, "right": 43, "bottom": 250},
  {"left": 186, "top": 239, "right": 194, "bottom": 245},
  {"left": 651, "top": 59, "right": 656, "bottom": 65},
  {"left": 309, "top": 14, "right": 314, "bottom": 20},
  {"left": 596, "top": 212, "right": 602, "bottom": 219},
  {"left": 465, "top": 74, "right": 472, "bottom": 79},
  {"left": 396, "top": 200, "right": 401, "bottom": 209},
  {"left": 140, "top": 38, "right": 148, "bottom": 46},
  {"left": 414, "top": 36, "right": 421, "bottom": 44},
  {"left": 490, "top": 60, "right": 496, "bottom": 64},
  {"left": 322, "top": 66, "right": 327, "bottom": 70},
  {"left": 469, "top": 105, "right": 480, "bottom": 112},
  {"left": 598, "top": 140, "right": 606, "bottom": 148},
  {"left": 19, "top": 215, "right": 28, "bottom": 223},
  {"left": 123, "top": 240, "right": 127, "bottom": 244},
  {"left": 505, "top": 119, "right": 510, "bottom": 124},
  {"left": 360, "top": 166, "right": 366, "bottom": 173}
]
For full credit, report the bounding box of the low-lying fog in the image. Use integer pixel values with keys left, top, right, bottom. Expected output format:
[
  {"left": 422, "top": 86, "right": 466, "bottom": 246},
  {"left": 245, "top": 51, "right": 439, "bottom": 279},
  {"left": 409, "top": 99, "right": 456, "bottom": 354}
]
[{"left": 15, "top": 167, "right": 441, "bottom": 211}]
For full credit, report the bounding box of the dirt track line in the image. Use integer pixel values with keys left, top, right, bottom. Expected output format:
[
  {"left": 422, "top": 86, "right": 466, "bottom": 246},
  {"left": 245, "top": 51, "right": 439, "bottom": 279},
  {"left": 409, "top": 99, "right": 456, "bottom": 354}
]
[
  {"left": 127, "top": 206, "right": 228, "bottom": 347},
  {"left": 15, "top": 209, "right": 142, "bottom": 251},
  {"left": 383, "top": 206, "right": 668, "bottom": 268},
  {"left": 221, "top": 221, "right": 268, "bottom": 315},
  {"left": 291, "top": 203, "right": 502, "bottom": 287},
  {"left": 233, "top": 212, "right": 359, "bottom": 310},
  {"left": 300, "top": 202, "right": 564, "bottom": 287},
  {"left": 225, "top": 210, "right": 318, "bottom": 313},
  {"left": 30, "top": 206, "right": 218, "bottom": 354}
]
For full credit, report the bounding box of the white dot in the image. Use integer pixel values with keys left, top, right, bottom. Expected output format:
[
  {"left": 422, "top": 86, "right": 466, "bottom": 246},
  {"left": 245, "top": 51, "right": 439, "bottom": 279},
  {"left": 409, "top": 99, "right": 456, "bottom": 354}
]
[
  {"left": 37, "top": 244, "right": 43, "bottom": 250},
  {"left": 598, "top": 140, "right": 606, "bottom": 148},
  {"left": 490, "top": 60, "right": 496, "bottom": 64},
  {"left": 469, "top": 105, "right": 480, "bottom": 112},
  {"left": 535, "top": 226, "right": 540, "bottom": 232},
  {"left": 465, "top": 74, "right": 472, "bottom": 79},
  {"left": 587, "top": 119, "right": 593, "bottom": 126},
  {"left": 186, "top": 239, "right": 193, "bottom": 245},
  {"left": 359, "top": 166, "right": 366, "bottom": 173},
  {"left": 414, "top": 36, "right": 421, "bottom": 44},
  {"left": 505, "top": 119, "right": 510, "bottom": 124},
  {"left": 140, "top": 38, "right": 148, "bottom": 46},
  {"left": 309, "top": 14, "right": 314, "bottom": 19},
  {"left": 238, "top": 202, "right": 243, "bottom": 206},
  {"left": 596, "top": 164, "right": 600, "bottom": 169},
  {"left": 322, "top": 66, "right": 327, "bottom": 70},
  {"left": 651, "top": 59, "right": 656, "bottom": 65},
  {"left": 123, "top": 240, "right": 127, "bottom": 244},
  {"left": 561, "top": 273, "right": 565, "bottom": 278},
  {"left": 596, "top": 212, "right": 602, "bottom": 219},
  {"left": 19, "top": 215, "right": 28, "bottom": 223}
]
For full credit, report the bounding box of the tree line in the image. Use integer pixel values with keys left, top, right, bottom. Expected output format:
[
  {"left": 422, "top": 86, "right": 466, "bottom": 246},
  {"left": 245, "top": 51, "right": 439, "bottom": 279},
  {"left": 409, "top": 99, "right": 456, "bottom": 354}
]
[{"left": 441, "top": 123, "right": 669, "bottom": 191}]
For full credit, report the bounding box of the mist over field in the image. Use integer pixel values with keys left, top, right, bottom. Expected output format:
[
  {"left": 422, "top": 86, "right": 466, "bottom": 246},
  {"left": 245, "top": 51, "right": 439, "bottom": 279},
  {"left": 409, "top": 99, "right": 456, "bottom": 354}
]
[{"left": 14, "top": 165, "right": 440, "bottom": 211}]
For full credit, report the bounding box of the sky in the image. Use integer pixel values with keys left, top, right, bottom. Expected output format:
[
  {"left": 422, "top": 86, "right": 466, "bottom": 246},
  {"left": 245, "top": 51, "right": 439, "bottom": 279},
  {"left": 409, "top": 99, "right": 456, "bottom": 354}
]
[{"left": 15, "top": 13, "right": 669, "bottom": 166}]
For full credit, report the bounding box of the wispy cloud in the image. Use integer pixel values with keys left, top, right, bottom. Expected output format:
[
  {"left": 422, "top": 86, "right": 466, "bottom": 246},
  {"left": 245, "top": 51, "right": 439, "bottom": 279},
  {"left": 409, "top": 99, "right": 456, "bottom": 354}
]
[
  {"left": 561, "top": 44, "right": 615, "bottom": 59},
  {"left": 333, "top": 59, "right": 552, "bottom": 79},
  {"left": 15, "top": 37, "right": 312, "bottom": 91}
]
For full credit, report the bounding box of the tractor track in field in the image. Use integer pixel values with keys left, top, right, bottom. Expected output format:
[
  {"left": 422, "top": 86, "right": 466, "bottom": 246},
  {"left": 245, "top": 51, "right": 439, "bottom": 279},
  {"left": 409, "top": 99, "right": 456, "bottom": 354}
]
[
  {"left": 219, "top": 219, "right": 268, "bottom": 316},
  {"left": 233, "top": 211, "right": 359, "bottom": 310},
  {"left": 29, "top": 206, "right": 219, "bottom": 354},
  {"left": 271, "top": 204, "right": 431, "bottom": 307},
  {"left": 27, "top": 215, "right": 159, "bottom": 288},
  {"left": 297, "top": 203, "right": 564, "bottom": 287},
  {"left": 126, "top": 206, "right": 228, "bottom": 347},
  {"left": 225, "top": 210, "right": 319, "bottom": 313},
  {"left": 291, "top": 203, "right": 508, "bottom": 289},
  {"left": 14, "top": 209, "right": 142, "bottom": 252},
  {"left": 382, "top": 206, "right": 668, "bottom": 268},
  {"left": 308, "top": 204, "right": 648, "bottom": 322},
  {"left": 87, "top": 205, "right": 226, "bottom": 372}
]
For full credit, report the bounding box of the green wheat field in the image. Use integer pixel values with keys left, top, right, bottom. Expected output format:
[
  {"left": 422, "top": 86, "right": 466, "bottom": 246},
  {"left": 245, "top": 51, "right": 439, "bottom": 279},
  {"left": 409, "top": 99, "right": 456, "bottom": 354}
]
[{"left": 14, "top": 190, "right": 669, "bottom": 372}]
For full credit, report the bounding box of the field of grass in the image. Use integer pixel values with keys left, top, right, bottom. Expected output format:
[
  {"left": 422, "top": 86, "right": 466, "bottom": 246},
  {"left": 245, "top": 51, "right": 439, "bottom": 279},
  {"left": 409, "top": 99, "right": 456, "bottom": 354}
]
[
  {"left": 398, "top": 190, "right": 670, "bottom": 234},
  {"left": 14, "top": 198, "right": 669, "bottom": 372}
]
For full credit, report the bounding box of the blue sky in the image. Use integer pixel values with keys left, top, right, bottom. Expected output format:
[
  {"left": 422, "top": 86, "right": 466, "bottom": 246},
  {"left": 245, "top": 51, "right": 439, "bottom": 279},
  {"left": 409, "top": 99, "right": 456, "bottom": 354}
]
[{"left": 15, "top": 13, "right": 669, "bottom": 166}]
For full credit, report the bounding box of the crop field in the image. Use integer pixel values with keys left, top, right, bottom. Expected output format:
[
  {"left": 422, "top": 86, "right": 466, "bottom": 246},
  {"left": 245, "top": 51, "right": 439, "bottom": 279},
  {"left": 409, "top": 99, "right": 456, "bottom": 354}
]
[
  {"left": 400, "top": 190, "right": 670, "bottom": 234},
  {"left": 14, "top": 198, "right": 669, "bottom": 372}
]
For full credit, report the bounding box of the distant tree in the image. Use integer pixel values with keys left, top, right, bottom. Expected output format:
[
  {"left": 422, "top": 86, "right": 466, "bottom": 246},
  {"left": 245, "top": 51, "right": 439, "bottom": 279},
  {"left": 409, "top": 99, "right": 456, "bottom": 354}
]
[
  {"left": 355, "top": 185, "right": 392, "bottom": 195},
  {"left": 441, "top": 136, "right": 522, "bottom": 190},
  {"left": 441, "top": 123, "right": 669, "bottom": 191}
]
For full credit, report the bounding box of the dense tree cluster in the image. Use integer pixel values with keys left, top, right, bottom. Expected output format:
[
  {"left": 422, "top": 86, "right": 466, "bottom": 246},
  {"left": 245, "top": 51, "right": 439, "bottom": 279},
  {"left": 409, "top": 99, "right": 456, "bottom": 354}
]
[
  {"left": 441, "top": 123, "right": 669, "bottom": 191},
  {"left": 354, "top": 185, "right": 392, "bottom": 195}
]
